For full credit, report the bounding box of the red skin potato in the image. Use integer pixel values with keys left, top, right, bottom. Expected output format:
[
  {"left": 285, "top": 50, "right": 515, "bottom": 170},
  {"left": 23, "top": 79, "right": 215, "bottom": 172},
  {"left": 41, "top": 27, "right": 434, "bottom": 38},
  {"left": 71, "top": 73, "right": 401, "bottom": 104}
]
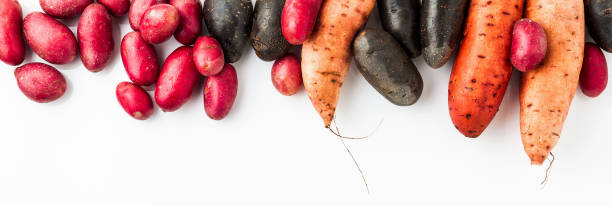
[
  {"left": 129, "top": 0, "right": 169, "bottom": 31},
  {"left": 98, "top": 0, "right": 130, "bottom": 16},
  {"left": 78, "top": 3, "right": 114, "bottom": 72},
  {"left": 271, "top": 54, "right": 302, "bottom": 96},
  {"left": 24, "top": 12, "right": 78, "bottom": 65},
  {"left": 116, "top": 82, "right": 154, "bottom": 120},
  {"left": 39, "top": 0, "right": 93, "bottom": 18},
  {"left": 155, "top": 46, "right": 200, "bottom": 112},
  {"left": 0, "top": 0, "right": 25, "bottom": 66},
  {"left": 140, "top": 4, "right": 181, "bottom": 44},
  {"left": 510, "top": 18, "right": 547, "bottom": 72},
  {"left": 121, "top": 32, "right": 161, "bottom": 86},
  {"left": 580, "top": 42, "right": 608, "bottom": 97},
  {"left": 281, "top": 0, "right": 323, "bottom": 45},
  {"left": 193, "top": 36, "right": 224, "bottom": 76},
  {"left": 14, "top": 62, "right": 67, "bottom": 103},
  {"left": 170, "top": 0, "right": 202, "bottom": 45},
  {"left": 204, "top": 63, "right": 238, "bottom": 120}
]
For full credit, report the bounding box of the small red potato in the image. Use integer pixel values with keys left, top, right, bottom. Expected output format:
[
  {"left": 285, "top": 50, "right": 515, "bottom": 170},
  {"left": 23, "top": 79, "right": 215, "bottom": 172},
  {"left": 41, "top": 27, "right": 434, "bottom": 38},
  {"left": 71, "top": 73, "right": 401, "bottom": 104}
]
[
  {"left": 281, "top": 0, "right": 323, "bottom": 45},
  {"left": 39, "top": 0, "right": 93, "bottom": 18},
  {"left": 580, "top": 42, "right": 608, "bottom": 97},
  {"left": 98, "top": 0, "right": 130, "bottom": 16},
  {"left": 24, "top": 12, "right": 78, "bottom": 65},
  {"left": 204, "top": 63, "right": 238, "bottom": 120},
  {"left": 193, "top": 36, "right": 224, "bottom": 76},
  {"left": 140, "top": 4, "right": 181, "bottom": 44},
  {"left": 155, "top": 46, "right": 200, "bottom": 112},
  {"left": 78, "top": 3, "right": 114, "bottom": 72},
  {"left": 271, "top": 54, "right": 302, "bottom": 96},
  {"left": 116, "top": 82, "right": 154, "bottom": 120},
  {"left": 14, "top": 62, "right": 67, "bottom": 103},
  {"left": 170, "top": 0, "right": 202, "bottom": 45},
  {"left": 129, "top": 0, "right": 169, "bottom": 31},
  {"left": 0, "top": 0, "right": 25, "bottom": 66},
  {"left": 510, "top": 18, "right": 547, "bottom": 72},
  {"left": 121, "top": 32, "right": 161, "bottom": 86}
]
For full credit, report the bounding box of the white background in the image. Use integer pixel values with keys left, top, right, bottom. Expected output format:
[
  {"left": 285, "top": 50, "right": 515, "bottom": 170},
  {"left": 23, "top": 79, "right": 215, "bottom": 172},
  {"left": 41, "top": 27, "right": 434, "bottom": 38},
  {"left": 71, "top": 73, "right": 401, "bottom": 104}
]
[{"left": 1, "top": 1, "right": 611, "bottom": 205}]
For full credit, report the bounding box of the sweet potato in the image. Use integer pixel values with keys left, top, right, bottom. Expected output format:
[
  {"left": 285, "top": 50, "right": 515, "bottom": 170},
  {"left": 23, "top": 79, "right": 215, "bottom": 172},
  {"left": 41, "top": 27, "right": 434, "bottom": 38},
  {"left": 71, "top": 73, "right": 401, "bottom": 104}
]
[
  {"left": 203, "top": 0, "right": 253, "bottom": 63},
  {"left": 448, "top": 0, "right": 523, "bottom": 138},
  {"left": 193, "top": 36, "right": 224, "bottom": 76},
  {"left": 0, "top": 0, "right": 24, "bottom": 66},
  {"left": 140, "top": 4, "right": 181, "bottom": 44},
  {"left": 580, "top": 42, "right": 608, "bottom": 97},
  {"left": 272, "top": 54, "right": 302, "bottom": 96},
  {"left": 24, "top": 12, "right": 78, "bottom": 65},
  {"left": 39, "top": 0, "right": 93, "bottom": 18},
  {"left": 204, "top": 63, "right": 238, "bottom": 120},
  {"left": 121, "top": 31, "right": 160, "bottom": 86},
  {"left": 78, "top": 3, "right": 114, "bottom": 72},
  {"left": 281, "top": 0, "right": 322, "bottom": 45},
  {"left": 301, "top": 0, "right": 376, "bottom": 127},
  {"left": 116, "top": 82, "right": 154, "bottom": 120},
  {"left": 170, "top": 0, "right": 202, "bottom": 45},
  {"left": 129, "top": 0, "right": 169, "bottom": 31},
  {"left": 98, "top": 0, "right": 130, "bottom": 16},
  {"left": 520, "top": 0, "right": 585, "bottom": 165},
  {"left": 420, "top": 0, "right": 469, "bottom": 68},
  {"left": 155, "top": 46, "right": 200, "bottom": 112},
  {"left": 14, "top": 62, "right": 66, "bottom": 103},
  {"left": 510, "top": 18, "right": 547, "bottom": 72}
]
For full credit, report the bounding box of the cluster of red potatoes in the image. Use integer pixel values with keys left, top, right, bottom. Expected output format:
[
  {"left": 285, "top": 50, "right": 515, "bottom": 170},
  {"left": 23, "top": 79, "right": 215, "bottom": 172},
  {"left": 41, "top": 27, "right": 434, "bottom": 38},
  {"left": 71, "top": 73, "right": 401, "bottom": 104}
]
[{"left": 0, "top": 0, "right": 303, "bottom": 120}]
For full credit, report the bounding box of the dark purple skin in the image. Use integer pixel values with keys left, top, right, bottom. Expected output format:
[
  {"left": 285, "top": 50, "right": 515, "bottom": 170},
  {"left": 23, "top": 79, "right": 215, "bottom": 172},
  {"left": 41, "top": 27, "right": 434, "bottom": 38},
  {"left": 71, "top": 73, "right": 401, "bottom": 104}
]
[
  {"left": 580, "top": 42, "right": 608, "bottom": 97},
  {"left": 510, "top": 18, "right": 547, "bottom": 72}
]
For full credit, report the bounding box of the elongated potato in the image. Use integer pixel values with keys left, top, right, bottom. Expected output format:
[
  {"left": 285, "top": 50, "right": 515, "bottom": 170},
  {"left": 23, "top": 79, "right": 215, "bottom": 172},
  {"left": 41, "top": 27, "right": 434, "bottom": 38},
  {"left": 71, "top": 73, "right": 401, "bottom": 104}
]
[
  {"left": 420, "top": 0, "right": 469, "bottom": 68},
  {"left": 580, "top": 42, "right": 608, "bottom": 97},
  {"left": 0, "top": 0, "right": 25, "bottom": 66},
  {"left": 78, "top": 3, "right": 114, "bottom": 72},
  {"left": 14, "top": 62, "right": 66, "bottom": 103},
  {"left": 140, "top": 4, "right": 181, "bottom": 44},
  {"left": 171, "top": 0, "right": 202, "bottom": 45},
  {"left": 155, "top": 46, "right": 200, "bottom": 112},
  {"left": 520, "top": 0, "right": 585, "bottom": 165},
  {"left": 39, "top": 0, "right": 93, "bottom": 18},
  {"left": 203, "top": 0, "right": 253, "bottom": 63},
  {"left": 585, "top": 0, "right": 612, "bottom": 52},
  {"left": 251, "top": 0, "right": 291, "bottom": 61},
  {"left": 281, "top": 0, "right": 322, "bottom": 45},
  {"left": 121, "top": 32, "right": 160, "bottom": 86},
  {"left": 24, "top": 12, "right": 78, "bottom": 65},
  {"left": 378, "top": 0, "right": 421, "bottom": 58},
  {"left": 204, "top": 64, "right": 238, "bottom": 120}
]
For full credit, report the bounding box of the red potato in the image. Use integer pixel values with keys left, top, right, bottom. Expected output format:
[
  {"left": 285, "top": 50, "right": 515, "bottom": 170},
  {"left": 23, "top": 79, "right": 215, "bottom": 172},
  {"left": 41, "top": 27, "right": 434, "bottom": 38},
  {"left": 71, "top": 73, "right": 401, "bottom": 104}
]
[
  {"left": 24, "top": 12, "right": 78, "bottom": 65},
  {"left": 78, "top": 3, "right": 114, "bottom": 72},
  {"left": 0, "top": 0, "right": 25, "bottom": 66},
  {"left": 121, "top": 32, "right": 161, "bottom": 86},
  {"left": 155, "top": 46, "right": 200, "bottom": 112},
  {"left": 193, "top": 36, "right": 224, "bottom": 76},
  {"left": 39, "top": 0, "right": 93, "bottom": 18},
  {"left": 204, "top": 63, "right": 238, "bottom": 120},
  {"left": 281, "top": 0, "right": 323, "bottom": 45},
  {"left": 98, "top": 0, "right": 130, "bottom": 16},
  {"left": 511, "top": 18, "right": 547, "bottom": 72},
  {"left": 170, "top": 0, "right": 202, "bottom": 45},
  {"left": 129, "top": 0, "right": 169, "bottom": 31},
  {"left": 116, "top": 82, "right": 154, "bottom": 120},
  {"left": 272, "top": 54, "right": 302, "bottom": 96},
  {"left": 140, "top": 4, "right": 181, "bottom": 44},
  {"left": 14, "top": 62, "right": 66, "bottom": 103},
  {"left": 580, "top": 42, "right": 608, "bottom": 97}
]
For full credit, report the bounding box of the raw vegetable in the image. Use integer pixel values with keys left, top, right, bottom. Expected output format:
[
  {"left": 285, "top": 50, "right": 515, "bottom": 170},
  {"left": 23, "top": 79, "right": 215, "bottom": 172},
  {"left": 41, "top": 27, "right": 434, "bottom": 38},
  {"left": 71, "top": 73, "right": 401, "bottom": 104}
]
[
  {"left": 585, "top": 0, "right": 612, "bottom": 52},
  {"left": 251, "top": 0, "right": 291, "bottom": 61},
  {"left": 580, "top": 42, "right": 608, "bottom": 97},
  {"left": 204, "top": 63, "right": 238, "bottom": 120},
  {"left": 140, "top": 4, "right": 181, "bottom": 44},
  {"left": 129, "top": 0, "right": 169, "bottom": 31},
  {"left": 520, "top": 0, "right": 585, "bottom": 165},
  {"left": 510, "top": 18, "right": 547, "bottom": 72},
  {"left": 23, "top": 12, "right": 78, "bottom": 65},
  {"left": 301, "top": 0, "right": 376, "bottom": 127},
  {"left": 155, "top": 46, "right": 200, "bottom": 112},
  {"left": 78, "top": 3, "right": 114, "bottom": 72},
  {"left": 39, "top": 0, "right": 93, "bottom": 18},
  {"left": 116, "top": 82, "right": 154, "bottom": 120},
  {"left": 420, "top": 0, "right": 469, "bottom": 68},
  {"left": 98, "top": 0, "right": 130, "bottom": 16},
  {"left": 353, "top": 28, "right": 423, "bottom": 106},
  {"left": 378, "top": 0, "right": 421, "bottom": 58},
  {"left": 171, "top": 0, "right": 202, "bottom": 45},
  {"left": 203, "top": 0, "right": 253, "bottom": 63},
  {"left": 448, "top": 0, "right": 524, "bottom": 138},
  {"left": 281, "top": 0, "right": 322, "bottom": 45},
  {"left": 271, "top": 54, "right": 302, "bottom": 96},
  {"left": 193, "top": 36, "right": 225, "bottom": 76},
  {"left": 121, "top": 31, "right": 161, "bottom": 86},
  {"left": 14, "top": 62, "right": 66, "bottom": 103},
  {"left": 0, "top": 0, "right": 25, "bottom": 66}
]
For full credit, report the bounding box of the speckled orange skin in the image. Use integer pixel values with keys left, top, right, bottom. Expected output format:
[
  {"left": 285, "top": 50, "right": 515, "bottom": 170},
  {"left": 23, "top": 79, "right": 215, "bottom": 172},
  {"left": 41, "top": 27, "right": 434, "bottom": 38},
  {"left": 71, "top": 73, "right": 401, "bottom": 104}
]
[
  {"left": 448, "top": 0, "right": 524, "bottom": 138},
  {"left": 301, "top": 0, "right": 376, "bottom": 127},
  {"left": 520, "top": 0, "right": 585, "bottom": 165}
]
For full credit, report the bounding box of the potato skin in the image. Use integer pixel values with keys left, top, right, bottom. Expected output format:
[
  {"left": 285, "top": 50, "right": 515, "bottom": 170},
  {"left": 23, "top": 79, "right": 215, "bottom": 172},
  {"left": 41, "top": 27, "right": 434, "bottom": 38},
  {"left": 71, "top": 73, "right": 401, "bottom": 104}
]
[
  {"left": 78, "top": 3, "right": 114, "bottom": 72},
  {"left": 580, "top": 42, "right": 608, "bottom": 97},
  {"left": 155, "top": 46, "right": 200, "bottom": 112},
  {"left": 0, "top": 0, "right": 25, "bottom": 66},
  {"left": 14, "top": 62, "right": 66, "bottom": 103},
  {"left": 193, "top": 36, "right": 225, "bottom": 76},
  {"left": 170, "top": 0, "right": 202, "bottom": 45},
  {"left": 271, "top": 54, "right": 302, "bottom": 96},
  {"left": 353, "top": 29, "right": 423, "bottom": 106},
  {"left": 281, "top": 0, "right": 322, "bottom": 45},
  {"left": 24, "top": 12, "right": 78, "bottom": 65},
  {"left": 98, "top": 0, "right": 130, "bottom": 16},
  {"left": 121, "top": 32, "right": 161, "bottom": 86},
  {"left": 204, "top": 0, "right": 253, "bottom": 63},
  {"left": 129, "top": 0, "right": 169, "bottom": 31},
  {"left": 510, "top": 18, "right": 547, "bottom": 72},
  {"left": 250, "top": 0, "right": 291, "bottom": 61},
  {"left": 204, "top": 63, "right": 238, "bottom": 120},
  {"left": 39, "top": 0, "right": 93, "bottom": 18},
  {"left": 420, "top": 0, "right": 469, "bottom": 68},
  {"left": 116, "top": 82, "right": 154, "bottom": 120},
  {"left": 140, "top": 4, "right": 181, "bottom": 44},
  {"left": 585, "top": 0, "right": 612, "bottom": 52},
  {"left": 378, "top": 0, "right": 421, "bottom": 58}
]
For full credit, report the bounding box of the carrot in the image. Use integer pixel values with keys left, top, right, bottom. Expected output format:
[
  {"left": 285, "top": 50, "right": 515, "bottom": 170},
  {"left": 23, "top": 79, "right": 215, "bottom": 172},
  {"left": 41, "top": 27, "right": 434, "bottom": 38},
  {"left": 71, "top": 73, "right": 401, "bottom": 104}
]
[
  {"left": 520, "top": 0, "right": 585, "bottom": 165},
  {"left": 448, "top": 0, "right": 524, "bottom": 138},
  {"left": 301, "top": 0, "right": 376, "bottom": 127}
]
